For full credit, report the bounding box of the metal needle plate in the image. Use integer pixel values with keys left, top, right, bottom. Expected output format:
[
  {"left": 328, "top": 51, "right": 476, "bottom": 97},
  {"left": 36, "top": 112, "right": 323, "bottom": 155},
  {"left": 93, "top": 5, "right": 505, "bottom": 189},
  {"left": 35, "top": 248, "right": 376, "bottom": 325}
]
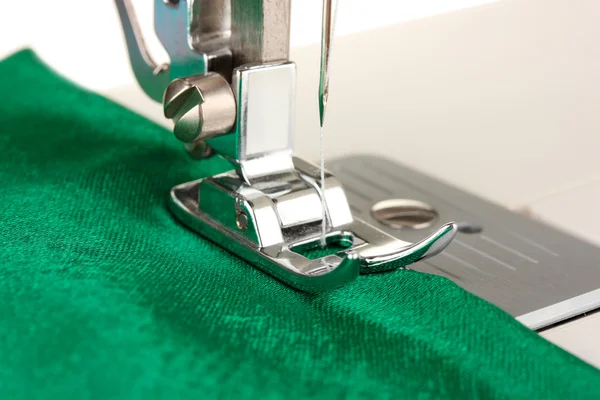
[{"left": 329, "top": 154, "right": 600, "bottom": 331}]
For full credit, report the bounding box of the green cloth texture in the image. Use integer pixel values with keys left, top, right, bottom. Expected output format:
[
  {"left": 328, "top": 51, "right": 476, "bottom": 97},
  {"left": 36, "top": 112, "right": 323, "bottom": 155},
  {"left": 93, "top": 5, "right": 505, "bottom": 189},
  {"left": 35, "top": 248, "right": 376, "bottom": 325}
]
[{"left": 0, "top": 49, "right": 599, "bottom": 399}]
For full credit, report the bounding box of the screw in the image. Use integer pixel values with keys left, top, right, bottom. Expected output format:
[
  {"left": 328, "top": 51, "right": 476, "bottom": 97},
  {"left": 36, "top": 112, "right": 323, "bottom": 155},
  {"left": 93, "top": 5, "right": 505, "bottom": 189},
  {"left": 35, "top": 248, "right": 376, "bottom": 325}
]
[
  {"left": 236, "top": 212, "right": 248, "bottom": 230},
  {"left": 184, "top": 140, "right": 213, "bottom": 160},
  {"left": 163, "top": 73, "right": 236, "bottom": 156},
  {"left": 235, "top": 200, "right": 248, "bottom": 230}
]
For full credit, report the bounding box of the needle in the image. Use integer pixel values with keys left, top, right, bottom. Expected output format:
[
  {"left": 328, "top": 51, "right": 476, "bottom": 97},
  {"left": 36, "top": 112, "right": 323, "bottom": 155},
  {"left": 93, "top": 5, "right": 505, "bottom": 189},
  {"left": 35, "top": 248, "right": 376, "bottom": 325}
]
[
  {"left": 319, "top": 0, "right": 337, "bottom": 128},
  {"left": 318, "top": 0, "right": 338, "bottom": 247}
]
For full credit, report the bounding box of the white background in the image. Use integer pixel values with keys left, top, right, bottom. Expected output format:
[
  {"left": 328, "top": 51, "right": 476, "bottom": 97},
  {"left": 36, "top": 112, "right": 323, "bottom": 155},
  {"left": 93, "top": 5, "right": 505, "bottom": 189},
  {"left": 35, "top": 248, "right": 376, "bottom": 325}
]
[{"left": 0, "top": 0, "right": 496, "bottom": 90}]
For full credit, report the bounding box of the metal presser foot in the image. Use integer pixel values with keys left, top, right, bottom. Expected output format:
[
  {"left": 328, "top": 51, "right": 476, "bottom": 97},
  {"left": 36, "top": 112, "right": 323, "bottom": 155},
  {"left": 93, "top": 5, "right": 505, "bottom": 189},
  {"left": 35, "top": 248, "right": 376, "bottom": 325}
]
[{"left": 115, "top": 0, "right": 457, "bottom": 292}]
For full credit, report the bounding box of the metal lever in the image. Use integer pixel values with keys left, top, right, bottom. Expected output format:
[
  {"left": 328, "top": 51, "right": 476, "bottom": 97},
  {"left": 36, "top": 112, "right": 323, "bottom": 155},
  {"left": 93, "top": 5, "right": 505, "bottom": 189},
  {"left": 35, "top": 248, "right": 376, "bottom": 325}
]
[
  {"left": 114, "top": 0, "right": 171, "bottom": 101},
  {"left": 114, "top": 0, "right": 231, "bottom": 102}
]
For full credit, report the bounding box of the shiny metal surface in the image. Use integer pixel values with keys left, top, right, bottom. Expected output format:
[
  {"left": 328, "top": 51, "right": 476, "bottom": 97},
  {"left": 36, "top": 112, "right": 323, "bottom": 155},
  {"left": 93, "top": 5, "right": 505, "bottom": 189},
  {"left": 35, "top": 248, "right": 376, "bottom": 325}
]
[
  {"left": 274, "top": 187, "right": 323, "bottom": 228},
  {"left": 371, "top": 199, "right": 439, "bottom": 230},
  {"left": 204, "top": 62, "right": 297, "bottom": 179},
  {"left": 353, "top": 222, "right": 457, "bottom": 273},
  {"left": 319, "top": 0, "right": 338, "bottom": 127},
  {"left": 188, "top": 0, "right": 231, "bottom": 56},
  {"left": 114, "top": 0, "right": 171, "bottom": 102},
  {"left": 154, "top": 0, "right": 209, "bottom": 80},
  {"left": 115, "top": 0, "right": 290, "bottom": 103},
  {"left": 114, "top": 0, "right": 231, "bottom": 102},
  {"left": 329, "top": 155, "right": 600, "bottom": 328},
  {"left": 236, "top": 62, "right": 294, "bottom": 161},
  {"left": 231, "top": 0, "right": 291, "bottom": 66},
  {"left": 170, "top": 178, "right": 361, "bottom": 293},
  {"left": 294, "top": 157, "right": 354, "bottom": 230},
  {"left": 169, "top": 159, "right": 458, "bottom": 292},
  {"left": 163, "top": 72, "right": 236, "bottom": 144},
  {"left": 115, "top": 0, "right": 458, "bottom": 291}
]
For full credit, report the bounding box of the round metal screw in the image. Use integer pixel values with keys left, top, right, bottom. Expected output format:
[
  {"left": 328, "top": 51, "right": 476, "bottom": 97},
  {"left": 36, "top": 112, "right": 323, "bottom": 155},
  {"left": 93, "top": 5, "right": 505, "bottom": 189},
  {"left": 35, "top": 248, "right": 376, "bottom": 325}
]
[
  {"left": 236, "top": 212, "right": 248, "bottom": 230},
  {"left": 371, "top": 199, "right": 438, "bottom": 230}
]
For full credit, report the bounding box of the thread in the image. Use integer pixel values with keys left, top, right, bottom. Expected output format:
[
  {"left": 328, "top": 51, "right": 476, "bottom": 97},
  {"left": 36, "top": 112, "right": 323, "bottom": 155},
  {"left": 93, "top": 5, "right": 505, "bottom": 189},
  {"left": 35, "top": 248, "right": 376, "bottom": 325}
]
[{"left": 319, "top": 125, "right": 326, "bottom": 248}]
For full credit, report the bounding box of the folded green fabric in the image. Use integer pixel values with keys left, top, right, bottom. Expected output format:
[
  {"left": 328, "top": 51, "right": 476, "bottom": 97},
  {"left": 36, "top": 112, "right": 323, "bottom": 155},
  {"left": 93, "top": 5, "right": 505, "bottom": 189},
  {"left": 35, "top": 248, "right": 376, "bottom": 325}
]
[{"left": 0, "top": 49, "right": 598, "bottom": 399}]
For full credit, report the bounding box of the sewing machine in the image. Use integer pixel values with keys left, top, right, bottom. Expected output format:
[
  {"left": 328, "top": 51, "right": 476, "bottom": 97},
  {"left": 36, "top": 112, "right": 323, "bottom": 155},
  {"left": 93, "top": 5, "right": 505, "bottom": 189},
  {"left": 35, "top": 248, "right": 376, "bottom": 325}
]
[{"left": 114, "top": 0, "right": 600, "bottom": 336}]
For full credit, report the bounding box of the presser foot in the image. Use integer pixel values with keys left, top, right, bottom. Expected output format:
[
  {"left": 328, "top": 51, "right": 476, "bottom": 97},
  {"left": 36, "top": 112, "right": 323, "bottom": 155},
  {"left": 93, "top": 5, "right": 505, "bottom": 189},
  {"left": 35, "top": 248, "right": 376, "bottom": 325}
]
[
  {"left": 115, "top": 0, "right": 457, "bottom": 292},
  {"left": 168, "top": 157, "right": 458, "bottom": 293}
]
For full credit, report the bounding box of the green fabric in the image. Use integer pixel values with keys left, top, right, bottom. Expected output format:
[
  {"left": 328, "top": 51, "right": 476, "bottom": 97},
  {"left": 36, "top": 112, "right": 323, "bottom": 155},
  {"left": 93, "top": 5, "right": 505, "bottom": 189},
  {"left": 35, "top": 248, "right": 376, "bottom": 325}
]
[{"left": 0, "top": 49, "right": 599, "bottom": 400}]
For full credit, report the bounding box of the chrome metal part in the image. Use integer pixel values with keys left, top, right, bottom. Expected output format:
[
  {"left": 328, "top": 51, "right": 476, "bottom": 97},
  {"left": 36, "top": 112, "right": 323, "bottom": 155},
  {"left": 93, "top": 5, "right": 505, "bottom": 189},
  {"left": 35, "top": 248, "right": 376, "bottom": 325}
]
[
  {"left": 114, "top": 0, "right": 459, "bottom": 292},
  {"left": 203, "top": 62, "right": 297, "bottom": 176},
  {"left": 114, "top": 0, "right": 171, "bottom": 102},
  {"left": 230, "top": 0, "right": 291, "bottom": 66},
  {"left": 233, "top": 62, "right": 295, "bottom": 168},
  {"left": 115, "top": 0, "right": 290, "bottom": 102},
  {"left": 169, "top": 158, "right": 458, "bottom": 292},
  {"left": 164, "top": 72, "right": 236, "bottom": 144},
  {"left": 114, "top": 0, "right": 232, "bottom": 102},
  {"left": 371, "top": 199, "right": 439, "bottom": 230},
  {"left": 156, "top": 0, "right": 232, "bottom": 80},
  {"left": 330, "top": 154, "right": 600, "bottom": 329}
]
